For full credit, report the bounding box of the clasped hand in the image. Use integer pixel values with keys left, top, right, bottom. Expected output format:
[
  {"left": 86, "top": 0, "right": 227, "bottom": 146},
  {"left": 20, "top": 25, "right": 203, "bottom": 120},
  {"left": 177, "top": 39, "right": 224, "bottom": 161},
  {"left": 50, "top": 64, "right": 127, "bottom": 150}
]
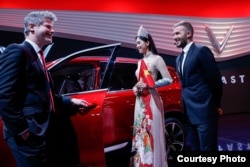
[{"left": 133, "top": 78, "right": 147, "bottom": 96}]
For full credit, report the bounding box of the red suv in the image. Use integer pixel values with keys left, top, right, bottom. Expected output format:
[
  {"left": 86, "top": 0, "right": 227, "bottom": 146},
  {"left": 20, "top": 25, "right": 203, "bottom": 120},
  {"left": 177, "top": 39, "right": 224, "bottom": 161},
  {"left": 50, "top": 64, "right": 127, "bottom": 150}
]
[{"left": 0, "top": 43, "right": 185, "bottom": 167}]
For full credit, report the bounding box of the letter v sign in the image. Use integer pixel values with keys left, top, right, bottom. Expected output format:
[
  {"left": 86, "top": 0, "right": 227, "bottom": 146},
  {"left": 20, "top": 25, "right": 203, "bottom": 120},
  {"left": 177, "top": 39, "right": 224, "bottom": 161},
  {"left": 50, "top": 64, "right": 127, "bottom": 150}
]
[{"left": 205, "top": 24, "right": 234, "bottom": 54}]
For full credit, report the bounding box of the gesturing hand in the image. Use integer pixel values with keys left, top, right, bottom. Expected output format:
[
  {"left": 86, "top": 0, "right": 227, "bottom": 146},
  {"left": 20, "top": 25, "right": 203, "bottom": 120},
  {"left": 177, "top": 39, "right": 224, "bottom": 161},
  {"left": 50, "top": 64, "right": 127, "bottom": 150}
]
[{"left": 135, "top": 78, "right": 147, "bottom": 88}]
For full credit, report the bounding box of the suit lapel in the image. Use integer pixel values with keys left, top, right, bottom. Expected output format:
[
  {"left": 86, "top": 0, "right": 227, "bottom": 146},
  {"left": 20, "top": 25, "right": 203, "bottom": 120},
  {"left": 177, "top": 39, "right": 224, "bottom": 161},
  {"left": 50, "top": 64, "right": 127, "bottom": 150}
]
[
  {"left": 182, "top": 43, "right": 195, "bottom": 82},
  {"left": 177, "top": 53, "right": 182, "bottom": 75},
  {"left": 22, "top": 42, "right": 47, "bottom": 77}
]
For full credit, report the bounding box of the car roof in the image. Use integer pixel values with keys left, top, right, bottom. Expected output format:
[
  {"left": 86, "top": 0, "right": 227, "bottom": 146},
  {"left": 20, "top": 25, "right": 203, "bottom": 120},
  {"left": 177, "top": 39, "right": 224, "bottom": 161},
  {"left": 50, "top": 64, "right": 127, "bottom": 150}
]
[
  {"left": 47, "top": 56, "right": 139, "bottom": 67},
  {"left": 47, "top": 56, "right": 176, "bottom": 72}
]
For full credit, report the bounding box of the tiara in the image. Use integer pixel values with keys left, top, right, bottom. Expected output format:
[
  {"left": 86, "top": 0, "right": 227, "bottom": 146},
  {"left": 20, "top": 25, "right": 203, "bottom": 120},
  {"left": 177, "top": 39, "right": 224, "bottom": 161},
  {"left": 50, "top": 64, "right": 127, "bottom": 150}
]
[{"left": 136, "top": 25, "right": 149, "bottom": 38}]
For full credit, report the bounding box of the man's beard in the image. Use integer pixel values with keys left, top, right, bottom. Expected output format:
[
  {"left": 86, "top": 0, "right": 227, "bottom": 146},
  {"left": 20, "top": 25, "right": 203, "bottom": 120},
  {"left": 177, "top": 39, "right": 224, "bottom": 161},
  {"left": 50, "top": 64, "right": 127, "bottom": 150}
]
[{"left": 178, "top": 38, "right": 188, "bottom": 49}]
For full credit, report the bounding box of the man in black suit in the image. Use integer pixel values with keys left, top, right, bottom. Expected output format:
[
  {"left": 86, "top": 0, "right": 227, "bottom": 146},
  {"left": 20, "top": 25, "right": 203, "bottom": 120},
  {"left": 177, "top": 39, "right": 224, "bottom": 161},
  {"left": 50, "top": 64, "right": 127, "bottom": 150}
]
[
  {"left": 0, "top": 11, "right": 86, "bottom": 167},
  {"left": 173, "top": 21, "right": 223, "bottom": 151}
]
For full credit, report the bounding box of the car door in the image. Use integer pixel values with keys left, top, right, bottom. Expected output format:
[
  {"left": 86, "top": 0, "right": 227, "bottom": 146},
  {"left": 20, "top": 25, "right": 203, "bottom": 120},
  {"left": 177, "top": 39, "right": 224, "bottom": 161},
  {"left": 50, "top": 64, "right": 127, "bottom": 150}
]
[
  {"left": 48, "top": 43, "right": 121, "bottom": 167},
  {"left": 101, "top": 61, "right": 138, "bottom": 167},
  {"left": 102, "top": 62, "right": 137, "bottom": 146}
]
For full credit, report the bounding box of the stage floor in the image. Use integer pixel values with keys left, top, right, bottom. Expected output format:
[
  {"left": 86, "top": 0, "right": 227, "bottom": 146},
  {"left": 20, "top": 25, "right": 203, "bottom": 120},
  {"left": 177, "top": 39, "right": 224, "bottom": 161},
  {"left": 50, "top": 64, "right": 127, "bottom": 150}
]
[{"left": 218, "top": 112, "right": 250, "bottom": 151}]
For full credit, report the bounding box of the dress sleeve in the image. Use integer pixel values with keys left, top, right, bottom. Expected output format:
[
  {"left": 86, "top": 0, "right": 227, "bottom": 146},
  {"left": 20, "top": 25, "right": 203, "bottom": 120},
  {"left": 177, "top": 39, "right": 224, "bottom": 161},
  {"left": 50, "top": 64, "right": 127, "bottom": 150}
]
[{"left": 155, "top": 55, "right": 173, "bottom": 87}]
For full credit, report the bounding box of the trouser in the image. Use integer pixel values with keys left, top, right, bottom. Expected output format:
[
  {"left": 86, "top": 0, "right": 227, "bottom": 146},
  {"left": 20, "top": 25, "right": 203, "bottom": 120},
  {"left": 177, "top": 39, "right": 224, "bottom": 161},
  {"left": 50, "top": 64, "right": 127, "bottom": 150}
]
[
  {"left": 186, "top": 120, "right": 218, "bottom": 151},
  {"left": 6, "top": 133, "right": 47, "bottom": 167}
]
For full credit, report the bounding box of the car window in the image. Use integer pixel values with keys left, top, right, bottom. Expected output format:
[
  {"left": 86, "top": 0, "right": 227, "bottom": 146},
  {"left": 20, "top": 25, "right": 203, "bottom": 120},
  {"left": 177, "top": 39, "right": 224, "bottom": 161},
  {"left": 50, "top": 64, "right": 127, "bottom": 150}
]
[
  {"left": 109, "top": 62, "right": 137, "bottom": 90},
  {"left": 49, "top": 43, "right": 122, "bottom": 92},
  {"left": 51, "top": 62, "right": 96, "bottom": 95}
]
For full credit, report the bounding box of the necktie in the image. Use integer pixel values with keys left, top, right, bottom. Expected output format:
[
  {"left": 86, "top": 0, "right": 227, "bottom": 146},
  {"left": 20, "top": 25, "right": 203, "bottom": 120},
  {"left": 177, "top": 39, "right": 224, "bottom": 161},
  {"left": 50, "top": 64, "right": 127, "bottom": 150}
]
[
  {"left": 179, "top": 51, "right": 184, "bottom": 77},
  {"left": 39, "top": 50, "right": 55, "bottom": 112}
]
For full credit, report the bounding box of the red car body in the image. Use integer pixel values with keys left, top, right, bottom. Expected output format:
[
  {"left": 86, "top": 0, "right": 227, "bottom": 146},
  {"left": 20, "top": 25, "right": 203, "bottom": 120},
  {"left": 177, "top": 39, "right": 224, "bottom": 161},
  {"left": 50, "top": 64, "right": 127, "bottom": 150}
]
[{"left": 0, "top": 43, "right": 184, "bottom": 167}]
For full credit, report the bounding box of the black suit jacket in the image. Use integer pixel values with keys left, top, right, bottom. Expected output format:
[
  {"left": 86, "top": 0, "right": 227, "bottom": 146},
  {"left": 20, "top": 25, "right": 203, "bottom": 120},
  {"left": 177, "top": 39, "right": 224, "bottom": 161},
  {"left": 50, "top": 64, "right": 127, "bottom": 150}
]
[
  {"left": 176, "top": 43, "right": 223, "bottom": 124},
  {"left": 0, "top": 41, "right": 71, "bottom": 138}
]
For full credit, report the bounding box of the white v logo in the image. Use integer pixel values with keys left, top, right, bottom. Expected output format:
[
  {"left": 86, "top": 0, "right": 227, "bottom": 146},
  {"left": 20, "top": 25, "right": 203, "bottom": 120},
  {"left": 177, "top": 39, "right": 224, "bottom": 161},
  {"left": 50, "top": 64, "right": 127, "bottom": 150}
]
[{"left": 205, "top": 24, "right": 234, "bottom": 54}]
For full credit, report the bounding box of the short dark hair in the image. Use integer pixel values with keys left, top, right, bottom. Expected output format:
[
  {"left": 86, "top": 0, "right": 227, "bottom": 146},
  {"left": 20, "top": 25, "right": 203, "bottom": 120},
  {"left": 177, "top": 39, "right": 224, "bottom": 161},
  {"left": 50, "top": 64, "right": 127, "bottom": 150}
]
[{"left": 173, "top": 21, "right": 194, "bottom": 39}]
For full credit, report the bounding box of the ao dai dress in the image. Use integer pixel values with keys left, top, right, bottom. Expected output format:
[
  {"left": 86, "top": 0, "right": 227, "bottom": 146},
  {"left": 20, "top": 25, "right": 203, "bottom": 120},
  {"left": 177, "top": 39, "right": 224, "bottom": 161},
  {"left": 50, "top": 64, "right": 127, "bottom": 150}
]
[{"left": 132, "top": 54, "right": 172, "bottom": 167}]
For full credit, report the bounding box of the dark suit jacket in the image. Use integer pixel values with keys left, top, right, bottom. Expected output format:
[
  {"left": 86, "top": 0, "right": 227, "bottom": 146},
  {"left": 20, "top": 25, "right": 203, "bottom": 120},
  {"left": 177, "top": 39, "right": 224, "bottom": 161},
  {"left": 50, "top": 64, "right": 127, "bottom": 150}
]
[
  {"left": 0, "top": 41, "right": 71, "bottom": 139},
  {"left": 176, "top": 43, "right": 223, "bottom": 124}
]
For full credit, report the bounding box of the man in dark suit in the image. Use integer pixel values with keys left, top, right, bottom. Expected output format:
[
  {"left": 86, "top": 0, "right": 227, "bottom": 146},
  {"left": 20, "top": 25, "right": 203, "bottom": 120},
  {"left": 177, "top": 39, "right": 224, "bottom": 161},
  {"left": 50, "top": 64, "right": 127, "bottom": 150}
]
[
  {"left": 0, "top": 11, "right": 86, "bottom": 167},
  {"left": 172, "top": 21, "right": 223, "bottom": 151}
]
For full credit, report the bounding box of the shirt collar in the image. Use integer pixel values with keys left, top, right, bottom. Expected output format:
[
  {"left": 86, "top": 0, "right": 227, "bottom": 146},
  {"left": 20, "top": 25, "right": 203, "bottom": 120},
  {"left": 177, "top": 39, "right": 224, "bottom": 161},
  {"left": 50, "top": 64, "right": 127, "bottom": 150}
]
[
  {"left": 182, "top": 41, "right": 193, "bottom": 54},
  {"left": 25, "top": 39, "right": 41, "bottom": 54}
]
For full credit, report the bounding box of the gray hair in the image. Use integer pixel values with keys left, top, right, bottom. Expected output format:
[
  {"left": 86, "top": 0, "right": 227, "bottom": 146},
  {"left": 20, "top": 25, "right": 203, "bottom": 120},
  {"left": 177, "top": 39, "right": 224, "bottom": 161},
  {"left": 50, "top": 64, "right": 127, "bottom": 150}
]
[{"left": 24, "top": 11, "right": 57, "bottom": 36}]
